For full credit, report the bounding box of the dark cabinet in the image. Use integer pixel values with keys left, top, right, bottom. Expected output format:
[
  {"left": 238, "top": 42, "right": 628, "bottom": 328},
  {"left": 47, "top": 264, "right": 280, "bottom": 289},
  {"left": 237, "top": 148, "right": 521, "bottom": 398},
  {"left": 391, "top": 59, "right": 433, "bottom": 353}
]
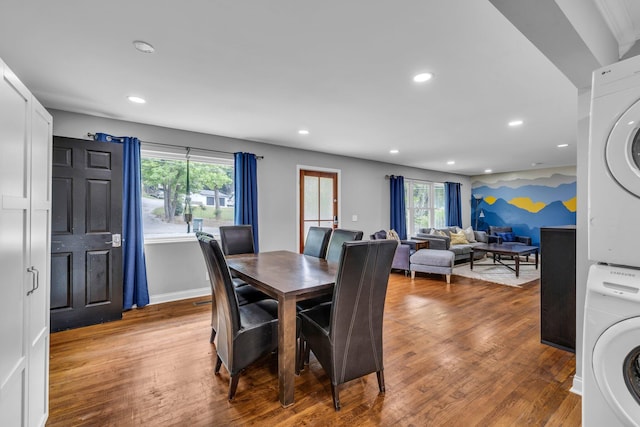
[{"left": 540, "top": 226, "right": 576, "bottom": 352}]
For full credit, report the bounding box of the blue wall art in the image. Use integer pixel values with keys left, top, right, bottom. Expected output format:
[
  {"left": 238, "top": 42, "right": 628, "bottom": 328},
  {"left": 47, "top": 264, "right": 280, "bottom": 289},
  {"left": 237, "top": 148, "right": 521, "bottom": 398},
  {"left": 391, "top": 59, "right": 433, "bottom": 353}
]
[{"left": 471, "top": 169, "right": 576, "bottom": 246}]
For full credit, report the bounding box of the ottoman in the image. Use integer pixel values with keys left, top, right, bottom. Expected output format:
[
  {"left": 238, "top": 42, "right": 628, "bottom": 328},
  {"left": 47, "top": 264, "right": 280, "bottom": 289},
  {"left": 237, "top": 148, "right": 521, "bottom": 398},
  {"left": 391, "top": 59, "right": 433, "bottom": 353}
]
[{"left": 410, "top": 249, "right": 455, "bottom": 283}]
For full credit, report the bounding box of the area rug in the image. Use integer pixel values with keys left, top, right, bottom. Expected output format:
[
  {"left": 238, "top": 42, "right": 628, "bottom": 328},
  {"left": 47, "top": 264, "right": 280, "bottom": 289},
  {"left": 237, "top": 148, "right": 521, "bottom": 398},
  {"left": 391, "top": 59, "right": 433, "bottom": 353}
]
[{"left": 453, "top": 256, "right": 540, "bottom": 287}]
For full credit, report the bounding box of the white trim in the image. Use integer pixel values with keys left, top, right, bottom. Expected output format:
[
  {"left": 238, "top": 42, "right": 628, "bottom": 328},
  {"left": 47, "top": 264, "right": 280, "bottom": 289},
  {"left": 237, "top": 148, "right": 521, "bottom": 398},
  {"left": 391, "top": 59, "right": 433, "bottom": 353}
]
[
  {"left": 296, "top": 165, "right": 342, "bottom": 251},
  {"left": 148, "top": 287, "right": 210, "bottom": 305},
  {"left": 570, "top": 375, "right": 583, "bottom": 396},
  {"left": 144, "top": 235, "right": 198, "bottom": 245}
]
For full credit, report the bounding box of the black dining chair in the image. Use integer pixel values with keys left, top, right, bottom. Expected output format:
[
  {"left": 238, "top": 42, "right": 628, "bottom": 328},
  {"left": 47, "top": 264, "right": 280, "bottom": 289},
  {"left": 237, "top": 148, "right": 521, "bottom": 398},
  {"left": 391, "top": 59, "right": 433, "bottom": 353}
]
[
  {"left": 297, "top": 239, "right": 397, "bottom": 410},
  {"left": 296, "top": 227, "right": 334, "bottom": 312},
  {"left": 219, "top": 225, "right": 256, "bottom": 255},
  {"left": 325, "top": 229, "right": 364, "bottom": 263},
  {"left": 196, "top": 232, "right": 270, "bottom": 343},
  {"left": 197, "top": 233, "right": 279, "bottom": 401},
  {"left": 303, "top": 226, "right": 333, "bottom": 258}
]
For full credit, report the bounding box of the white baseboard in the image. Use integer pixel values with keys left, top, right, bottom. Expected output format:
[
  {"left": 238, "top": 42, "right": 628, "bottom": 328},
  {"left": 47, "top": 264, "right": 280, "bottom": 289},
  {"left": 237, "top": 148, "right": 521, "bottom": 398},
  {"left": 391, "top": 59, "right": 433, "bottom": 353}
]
[
  {"left": 149, "top": 287, "right": 210, "bottom": 305},
  {"left": 570, "top": 375, "right": 582, "bottom": 396}
]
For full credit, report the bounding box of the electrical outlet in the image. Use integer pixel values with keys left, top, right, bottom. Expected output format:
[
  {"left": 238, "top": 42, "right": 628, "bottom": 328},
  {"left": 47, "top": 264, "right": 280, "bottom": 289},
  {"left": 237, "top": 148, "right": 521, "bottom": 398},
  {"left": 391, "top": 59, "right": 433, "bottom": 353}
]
[{"left": 352, "top": 214, "right": 358, "bottom": 222}]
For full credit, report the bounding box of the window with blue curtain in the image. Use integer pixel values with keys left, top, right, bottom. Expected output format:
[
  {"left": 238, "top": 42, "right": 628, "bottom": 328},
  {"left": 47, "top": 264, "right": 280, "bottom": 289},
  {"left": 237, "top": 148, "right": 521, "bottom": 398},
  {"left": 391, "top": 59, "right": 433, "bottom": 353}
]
[
  {"left": 94, "top": 133, "right": 149, "bottom": 309},
  {"left": 444, "top": 181, "right": 462, "bottom": 228},
  {"left": 389, "top": 175, "right": 407, "bottom": 240},
  {"left": 234, "top": 152, "right": 260, "bottom": 251}
]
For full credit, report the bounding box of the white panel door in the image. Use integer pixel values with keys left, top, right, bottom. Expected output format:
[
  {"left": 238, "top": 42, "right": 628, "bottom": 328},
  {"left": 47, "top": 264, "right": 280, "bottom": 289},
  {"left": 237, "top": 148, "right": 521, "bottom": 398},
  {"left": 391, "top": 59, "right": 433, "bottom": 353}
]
[
  {"left": 0, "top": 59, "right": 30, "bottom": 427},
  {"left": 27, "top": 100, "right": 52, "bottom": 427}
]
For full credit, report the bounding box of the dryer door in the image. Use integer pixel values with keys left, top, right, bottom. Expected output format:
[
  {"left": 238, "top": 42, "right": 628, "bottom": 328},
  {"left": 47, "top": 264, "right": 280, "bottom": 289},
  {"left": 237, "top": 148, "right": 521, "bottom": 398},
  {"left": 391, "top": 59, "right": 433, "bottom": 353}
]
[
  {"left": 606, "top": 98, "right": 640, "bottom": 198},
  {"left": 593, "top": 317, "right": 640, "bottom": 426}
]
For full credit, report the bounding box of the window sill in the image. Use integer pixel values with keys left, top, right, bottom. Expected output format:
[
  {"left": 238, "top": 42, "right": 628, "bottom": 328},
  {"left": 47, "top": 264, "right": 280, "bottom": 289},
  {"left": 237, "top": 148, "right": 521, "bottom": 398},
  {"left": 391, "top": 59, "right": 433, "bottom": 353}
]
[{"left": 144, "top": 235, "right": 200, "bottom": 245}]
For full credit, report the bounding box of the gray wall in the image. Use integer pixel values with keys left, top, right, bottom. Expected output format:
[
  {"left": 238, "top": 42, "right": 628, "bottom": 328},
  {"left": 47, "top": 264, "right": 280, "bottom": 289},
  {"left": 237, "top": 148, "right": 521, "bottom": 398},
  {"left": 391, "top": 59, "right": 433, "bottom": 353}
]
[{"left": 51, "top": 110, "right": 472, "bottom": 303}]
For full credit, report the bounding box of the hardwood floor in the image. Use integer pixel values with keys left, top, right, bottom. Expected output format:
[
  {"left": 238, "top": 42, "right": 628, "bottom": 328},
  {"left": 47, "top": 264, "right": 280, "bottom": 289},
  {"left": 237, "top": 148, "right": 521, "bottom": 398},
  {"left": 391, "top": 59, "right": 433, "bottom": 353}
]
[{"left": 47, "top": 273, "right": 581, "bottom": 426}]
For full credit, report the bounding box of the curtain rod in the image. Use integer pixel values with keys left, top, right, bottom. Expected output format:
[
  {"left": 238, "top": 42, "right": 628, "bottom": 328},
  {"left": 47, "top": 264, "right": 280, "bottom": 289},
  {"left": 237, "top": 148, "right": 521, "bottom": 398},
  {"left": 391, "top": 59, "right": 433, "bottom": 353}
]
[
  {"left": 87, "top": 133, "right": 264, "bottom": 159},
  {"left": 384, "top": 174, "right": 462, "bottom": 184}
]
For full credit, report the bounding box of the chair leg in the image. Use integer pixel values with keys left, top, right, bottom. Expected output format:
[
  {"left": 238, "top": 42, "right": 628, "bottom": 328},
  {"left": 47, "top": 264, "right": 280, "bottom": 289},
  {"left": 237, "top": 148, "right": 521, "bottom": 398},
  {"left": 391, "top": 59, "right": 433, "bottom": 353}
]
[
  {"left": 210, "top": 328, "right": 216, "bottom": 343},
  {"left": 304, "top": 341, "right": 311, "bottom": 365},
  {"left": 228, "top": 374, "right": 240, "bottom": 401},
  {"left": 331, "top": 383, "right": 341, "bottom": 411},
  {"left": 296, "top": 338, "right": 305, "bottom": 374},
  {"left": 214, "top": 355, "right": 222, "bottom": 374},
  {"left": 376, "top": 370, "right": 385, "bottom": 393}
]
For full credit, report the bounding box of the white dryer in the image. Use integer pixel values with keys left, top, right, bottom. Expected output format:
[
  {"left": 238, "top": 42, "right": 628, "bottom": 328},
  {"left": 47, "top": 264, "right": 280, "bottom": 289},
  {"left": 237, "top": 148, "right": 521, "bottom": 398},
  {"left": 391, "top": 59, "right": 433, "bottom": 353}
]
[
  {"left": 583, "top": 264, "right": 640, "bottom": 426},
  {"left": 589, "top": 54, "right": 640, "bottom": 269}
]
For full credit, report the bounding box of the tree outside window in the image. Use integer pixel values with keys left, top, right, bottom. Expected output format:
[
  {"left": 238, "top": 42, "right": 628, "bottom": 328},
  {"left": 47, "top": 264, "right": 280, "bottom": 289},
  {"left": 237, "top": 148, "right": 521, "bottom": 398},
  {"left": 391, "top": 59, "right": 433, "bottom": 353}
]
[{"left": 141, "top": 154, "right": 234, "bottom": 238}]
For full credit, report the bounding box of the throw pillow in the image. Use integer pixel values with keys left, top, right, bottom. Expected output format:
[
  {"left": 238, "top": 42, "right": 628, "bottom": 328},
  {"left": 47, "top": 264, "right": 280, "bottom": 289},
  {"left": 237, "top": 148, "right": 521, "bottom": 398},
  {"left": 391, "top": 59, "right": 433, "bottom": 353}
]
[
  {"left": 387, "top": 229, "right": 400, "bottom": 241},
  {"left": 497, "top": 232, "right": 516, "bottom": 242},
  {"left": 450, "top": 230, "right": 469, "bottom": 245},
  {"left": 463, "top": 226, "right": 476, "bottom": 243},
  {"left": 435, "top": 230, "right": 447, "bottom": 237}
]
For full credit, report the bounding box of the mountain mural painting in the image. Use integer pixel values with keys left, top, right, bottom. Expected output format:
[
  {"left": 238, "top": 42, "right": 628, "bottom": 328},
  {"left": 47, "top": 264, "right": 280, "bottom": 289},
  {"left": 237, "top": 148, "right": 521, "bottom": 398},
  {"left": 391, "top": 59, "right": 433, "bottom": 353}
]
[{"left": 472, "top": 172, "right": 576, "bottom": 247}]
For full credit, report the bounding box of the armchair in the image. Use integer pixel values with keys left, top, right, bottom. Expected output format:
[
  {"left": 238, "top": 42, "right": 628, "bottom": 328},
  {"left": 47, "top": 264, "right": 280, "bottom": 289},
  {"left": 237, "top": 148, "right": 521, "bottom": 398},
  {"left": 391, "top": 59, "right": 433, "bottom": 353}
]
[
  {"left": 488, "top": 226, "right": 532, "bottom": 245},
  {"left": 370, "top": 230, "right": 416, "bottom": 275}
]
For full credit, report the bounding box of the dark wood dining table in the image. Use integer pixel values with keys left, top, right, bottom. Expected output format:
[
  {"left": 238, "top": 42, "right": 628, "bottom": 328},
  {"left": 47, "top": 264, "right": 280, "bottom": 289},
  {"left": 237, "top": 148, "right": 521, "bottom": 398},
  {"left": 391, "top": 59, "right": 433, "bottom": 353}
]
[{"left": 226, "top": 250, "right": 337, "bottom": 407}]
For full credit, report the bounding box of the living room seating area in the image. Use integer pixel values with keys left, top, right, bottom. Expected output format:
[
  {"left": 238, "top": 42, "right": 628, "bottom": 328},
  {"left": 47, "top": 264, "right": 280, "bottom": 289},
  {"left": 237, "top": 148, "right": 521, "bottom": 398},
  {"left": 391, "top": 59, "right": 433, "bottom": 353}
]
[{"left": 414, "top": 226, "right": 488, "bottom": 263}]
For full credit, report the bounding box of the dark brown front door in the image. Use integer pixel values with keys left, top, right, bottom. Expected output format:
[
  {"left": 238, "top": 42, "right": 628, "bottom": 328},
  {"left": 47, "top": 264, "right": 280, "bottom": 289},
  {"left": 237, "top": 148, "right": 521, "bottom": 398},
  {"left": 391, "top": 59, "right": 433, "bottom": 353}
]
[{"left": 51, "top": 136, "right": 123, "bottom": 331}]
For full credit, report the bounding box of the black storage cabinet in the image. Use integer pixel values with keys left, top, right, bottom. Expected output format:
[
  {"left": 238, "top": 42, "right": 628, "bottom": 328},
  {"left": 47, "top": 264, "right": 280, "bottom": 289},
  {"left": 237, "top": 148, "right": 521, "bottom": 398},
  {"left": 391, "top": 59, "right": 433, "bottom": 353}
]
[{"left": 540, "top": 226, "right": 576, "bottom": 352}]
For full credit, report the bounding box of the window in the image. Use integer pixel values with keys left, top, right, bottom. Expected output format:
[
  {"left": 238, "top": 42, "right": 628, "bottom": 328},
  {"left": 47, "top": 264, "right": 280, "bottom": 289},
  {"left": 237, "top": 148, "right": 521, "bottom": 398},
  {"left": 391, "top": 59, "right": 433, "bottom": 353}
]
[
  {"left": 405, "top": 180, "right": 445, "bottom": 236},
  {"left": 140, "top": 146, "right": 234, "bottom": 240}
]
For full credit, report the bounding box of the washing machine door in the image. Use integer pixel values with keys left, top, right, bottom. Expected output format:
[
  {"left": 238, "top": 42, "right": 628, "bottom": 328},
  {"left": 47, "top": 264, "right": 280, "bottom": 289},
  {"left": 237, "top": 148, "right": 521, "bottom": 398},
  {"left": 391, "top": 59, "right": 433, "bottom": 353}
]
[
  {"left": 593, "top": 317, "right": 640, "bottom": 426},
  {"left": 606, "top": 98, "right": 640, "bottom": 198}
]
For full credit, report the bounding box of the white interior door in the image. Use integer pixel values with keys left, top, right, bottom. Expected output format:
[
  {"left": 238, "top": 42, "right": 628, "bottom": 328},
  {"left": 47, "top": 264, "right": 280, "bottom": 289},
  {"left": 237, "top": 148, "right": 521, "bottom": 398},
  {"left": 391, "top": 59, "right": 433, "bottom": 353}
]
[{"left": 0, "top": 59, "right": 30, "bottom": 427}]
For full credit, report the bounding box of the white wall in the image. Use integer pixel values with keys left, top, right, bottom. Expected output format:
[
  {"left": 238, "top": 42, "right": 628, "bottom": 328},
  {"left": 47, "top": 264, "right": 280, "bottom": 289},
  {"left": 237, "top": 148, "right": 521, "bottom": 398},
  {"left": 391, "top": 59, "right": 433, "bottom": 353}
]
[{"left": 51, "top": 110, "right": 472, "bottom": 302}]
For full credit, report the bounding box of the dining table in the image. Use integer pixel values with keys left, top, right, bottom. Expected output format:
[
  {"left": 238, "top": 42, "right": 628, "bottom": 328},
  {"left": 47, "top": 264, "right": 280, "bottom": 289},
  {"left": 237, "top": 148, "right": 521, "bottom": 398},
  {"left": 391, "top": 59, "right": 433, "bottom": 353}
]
[{"left": 226, "top": 250, "right": 337, "bottom": 407}]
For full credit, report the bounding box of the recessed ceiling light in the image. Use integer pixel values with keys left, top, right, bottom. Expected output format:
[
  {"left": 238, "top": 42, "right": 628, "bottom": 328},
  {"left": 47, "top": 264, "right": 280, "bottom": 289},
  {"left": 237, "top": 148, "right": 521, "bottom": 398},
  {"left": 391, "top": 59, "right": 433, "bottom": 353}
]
[
  {"left": 508, "top": 120, "right": 524, "bottom": 127},
  {"left": 389, "top": 149, "right": 399, "bottom": 154},
  {"left": 484, "top": 169, "right": 492, "bottom": 173},
  {"left": 413, "top": 72, "right": 434, "bottom": 83},
  {"left": 133, "top": 40, "right": 155, "bottom": 54},
  {"left": 447, "top": 160, "right": 455, "bottom": 165},
  {"left": 298, "top": 129, "right": 309, "bottom": 135},
  {"left": 557, "top": 143, "right": 569, "bottom": 148},
  {"left": 628, "top": 121, "right": 635, "bottom": 125},
  {"left": 127, "top": 96, "right": 146, "bottom": 104}
]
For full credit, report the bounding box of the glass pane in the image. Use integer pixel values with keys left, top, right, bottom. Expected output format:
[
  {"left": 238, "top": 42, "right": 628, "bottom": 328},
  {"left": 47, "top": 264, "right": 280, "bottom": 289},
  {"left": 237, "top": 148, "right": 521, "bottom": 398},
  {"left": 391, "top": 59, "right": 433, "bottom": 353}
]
[
  {"left": 319, "top": 177, "right": 333, "bottom": 220},
  {"left": 434, "top": 183, "right": 445, "bottom": 209},
  {"left": 319, "top": 220, "right": 333, "bottom": 228},
  {"left": 304, "top": 176, "right": 319, "bottom": 220},
  {"left": 413, "top": 208, "right": 430, "bottom": 232},
  {"left": 141, "top": 157, "right": 234, "bottom": 237},
  {"left": 413, "top": 183, "right": 429, "bottom": 209},
  {"left": 433, "top": 208, "right": 446, "bottom": 228}
]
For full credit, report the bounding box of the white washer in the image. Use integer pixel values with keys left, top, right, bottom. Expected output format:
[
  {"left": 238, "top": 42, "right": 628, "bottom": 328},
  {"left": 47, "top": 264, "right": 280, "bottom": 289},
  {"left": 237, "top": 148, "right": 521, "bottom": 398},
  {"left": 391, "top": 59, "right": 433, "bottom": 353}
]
[
  {"left": 589, "top": 54, "right": 640, "bottom": 268},
  {"left": 583, "top": 264, "right": 640, "bottom": 426}
]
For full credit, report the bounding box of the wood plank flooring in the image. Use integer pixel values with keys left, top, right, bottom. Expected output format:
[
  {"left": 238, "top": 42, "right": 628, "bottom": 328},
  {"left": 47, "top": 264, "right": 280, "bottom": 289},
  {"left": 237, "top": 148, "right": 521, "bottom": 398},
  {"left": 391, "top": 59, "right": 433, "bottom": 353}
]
[{"left": 47, "top": 272, "right": 581, "bottom": 426}]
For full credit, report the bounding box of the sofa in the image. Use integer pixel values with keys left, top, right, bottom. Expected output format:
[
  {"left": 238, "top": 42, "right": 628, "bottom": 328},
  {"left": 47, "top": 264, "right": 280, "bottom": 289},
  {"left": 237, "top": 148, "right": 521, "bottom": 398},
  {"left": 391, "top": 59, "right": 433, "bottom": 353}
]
[
  {"left": 370, "top": 230, "right": 417, "bottom": 274},
  {"left": 413, "top": 227, "right": 488, "bottom": 263}
]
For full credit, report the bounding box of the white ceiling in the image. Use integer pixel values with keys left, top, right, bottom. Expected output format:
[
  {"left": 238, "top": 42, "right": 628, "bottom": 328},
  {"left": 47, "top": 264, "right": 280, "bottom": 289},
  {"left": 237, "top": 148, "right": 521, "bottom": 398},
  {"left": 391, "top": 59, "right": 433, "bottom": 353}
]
[{"left": 0, "top": 0, "right": 629, "bottom": 176}]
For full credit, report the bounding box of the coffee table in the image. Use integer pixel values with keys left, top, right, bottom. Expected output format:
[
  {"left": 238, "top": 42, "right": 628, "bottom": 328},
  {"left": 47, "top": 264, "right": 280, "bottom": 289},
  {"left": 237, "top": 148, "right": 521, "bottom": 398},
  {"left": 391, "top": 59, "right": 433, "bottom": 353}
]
[{"left": 470, "top": 243, "right": 539, "bottom": 278}]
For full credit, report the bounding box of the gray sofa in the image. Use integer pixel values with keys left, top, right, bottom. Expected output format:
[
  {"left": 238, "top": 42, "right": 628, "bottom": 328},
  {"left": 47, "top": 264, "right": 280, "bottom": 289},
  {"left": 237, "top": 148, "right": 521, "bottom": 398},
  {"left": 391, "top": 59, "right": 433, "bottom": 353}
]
[{"left": 413, "top": 227, "right": 488, "bottom": 263}]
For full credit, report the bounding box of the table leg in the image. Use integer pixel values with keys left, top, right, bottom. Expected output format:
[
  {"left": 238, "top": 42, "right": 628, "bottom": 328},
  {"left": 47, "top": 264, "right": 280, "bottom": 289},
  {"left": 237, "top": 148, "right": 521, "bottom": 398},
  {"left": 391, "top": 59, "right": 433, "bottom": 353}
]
[
  {"left": 277, "top": 295, "right": 297, "bottom": 407},
  {"left": 515, "top": 256, "right": 520, "bottom": 278},
  {"left": 535, "top": 251, "right": 539, "bottom": 269},
  {"left": 470, "top": 251, "right": 474, "bottom": 270}
]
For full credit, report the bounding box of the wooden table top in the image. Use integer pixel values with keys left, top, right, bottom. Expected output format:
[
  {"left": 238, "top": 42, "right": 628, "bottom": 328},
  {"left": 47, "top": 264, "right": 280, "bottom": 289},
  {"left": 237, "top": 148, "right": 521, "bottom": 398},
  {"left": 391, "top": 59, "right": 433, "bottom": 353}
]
[{"left": 226, "top": 250, "right": 337, "bottom": 298}]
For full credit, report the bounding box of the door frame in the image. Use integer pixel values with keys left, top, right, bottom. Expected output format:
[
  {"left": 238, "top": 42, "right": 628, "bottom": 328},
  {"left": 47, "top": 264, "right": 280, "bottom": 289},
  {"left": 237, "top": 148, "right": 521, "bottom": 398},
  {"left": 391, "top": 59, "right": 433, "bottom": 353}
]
[{"left": 296, "top": 165, "right": 341, "bottom": 253}]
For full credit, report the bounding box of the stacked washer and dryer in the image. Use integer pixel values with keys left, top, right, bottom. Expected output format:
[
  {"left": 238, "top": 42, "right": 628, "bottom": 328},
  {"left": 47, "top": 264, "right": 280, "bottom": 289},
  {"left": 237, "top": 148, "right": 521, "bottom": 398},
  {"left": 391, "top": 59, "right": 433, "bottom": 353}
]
[{"left": 585, "top": 54, "right": 640, "bottom": 425}]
